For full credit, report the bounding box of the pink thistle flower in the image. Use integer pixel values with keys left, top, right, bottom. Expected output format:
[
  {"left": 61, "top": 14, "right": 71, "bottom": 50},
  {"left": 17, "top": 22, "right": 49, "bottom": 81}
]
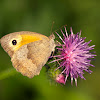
[
  {"left": 56, "top": 74, "right": 65, "bottom": 84},
  {"left": 50, "top": 26, "right": 96, "bottom": 86},
  {"left": 46, "top": 65, "right": 65, "bottom": 84}
]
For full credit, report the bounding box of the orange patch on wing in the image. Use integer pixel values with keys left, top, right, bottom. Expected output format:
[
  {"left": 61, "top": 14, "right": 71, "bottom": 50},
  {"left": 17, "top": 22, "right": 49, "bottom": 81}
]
[
  {"left": 21, "top": 34, "right": 42, "bottom": 45},
  {"left": 14, "top": 34, "right": 42, "bottom": 51}
]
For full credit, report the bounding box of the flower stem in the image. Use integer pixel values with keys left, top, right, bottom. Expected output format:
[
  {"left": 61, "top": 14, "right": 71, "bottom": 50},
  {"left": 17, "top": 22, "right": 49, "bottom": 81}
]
[{"left": 0, "top": 68, "right": 17, "bottom": 80}]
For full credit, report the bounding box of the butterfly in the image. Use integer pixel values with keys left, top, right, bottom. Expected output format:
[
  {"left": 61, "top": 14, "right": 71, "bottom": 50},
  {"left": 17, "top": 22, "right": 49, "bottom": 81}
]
[{"left": 0, "top": 31, "right": 55, "bottom": 78}]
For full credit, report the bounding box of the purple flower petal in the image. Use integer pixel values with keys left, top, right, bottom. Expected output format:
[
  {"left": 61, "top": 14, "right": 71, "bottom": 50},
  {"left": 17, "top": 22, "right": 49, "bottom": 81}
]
[{"left": 51, "top": 26, "right": 96, "bottom": 86}]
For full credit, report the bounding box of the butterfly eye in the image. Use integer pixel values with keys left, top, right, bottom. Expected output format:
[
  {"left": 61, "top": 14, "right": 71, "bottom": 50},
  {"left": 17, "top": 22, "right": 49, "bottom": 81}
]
[{"left": 12, "top": 40, "right": 17, "bottom": 45}]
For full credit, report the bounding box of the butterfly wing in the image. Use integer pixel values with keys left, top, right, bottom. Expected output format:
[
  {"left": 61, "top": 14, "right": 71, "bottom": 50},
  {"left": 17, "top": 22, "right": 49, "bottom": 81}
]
[
  {"left": 11, "top": 45, "right": 37, "bottom": 78},
  {"left": 0, "top": 31, "right": 55, "bottom": 78},
  {"left": 11, "top": 35, "right": 55, "bottom": 78}
]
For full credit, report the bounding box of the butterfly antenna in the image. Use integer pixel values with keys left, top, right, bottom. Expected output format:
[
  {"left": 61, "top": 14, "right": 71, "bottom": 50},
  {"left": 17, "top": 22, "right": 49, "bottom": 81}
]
[
  {"left": 51, "top": 25, "right": 68, "bottom": 66},
  {"left": 50, "top": 21, "right": 55, "bottom": 35}
]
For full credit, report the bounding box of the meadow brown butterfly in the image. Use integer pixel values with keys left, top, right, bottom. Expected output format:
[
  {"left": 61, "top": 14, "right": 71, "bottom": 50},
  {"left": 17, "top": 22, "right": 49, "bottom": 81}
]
[{"left": 0, "top": 31, "right": 55, "bottom": 78}]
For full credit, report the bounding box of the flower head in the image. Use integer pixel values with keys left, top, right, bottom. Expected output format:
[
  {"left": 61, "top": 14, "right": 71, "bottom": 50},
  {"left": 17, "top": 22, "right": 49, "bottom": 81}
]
[
  {"left": 47, "top": 65, "right": 65, "bottom": 84},
  {"left": 50, "top": 26, "right": 96, "bottom": 86},
  {"left": 56, "top": 74, "right": 65, "bottom": 84}
]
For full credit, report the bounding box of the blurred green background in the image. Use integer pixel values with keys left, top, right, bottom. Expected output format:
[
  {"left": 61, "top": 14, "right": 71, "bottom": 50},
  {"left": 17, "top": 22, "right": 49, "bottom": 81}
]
[{"left": 0, "top": 0, "right": 99, "bottom": 100}]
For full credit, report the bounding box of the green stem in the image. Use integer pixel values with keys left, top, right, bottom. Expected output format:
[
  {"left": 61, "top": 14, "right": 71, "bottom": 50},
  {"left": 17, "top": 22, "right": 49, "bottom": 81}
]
[{"left": 0, "top": 68, "right": 17, "bottom": 80}]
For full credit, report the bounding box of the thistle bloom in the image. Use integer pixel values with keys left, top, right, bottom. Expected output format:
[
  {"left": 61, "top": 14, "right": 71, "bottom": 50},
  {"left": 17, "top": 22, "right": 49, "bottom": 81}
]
[
  {"left": 50, "top": 26, "right": 96, "bottom": 86},
  {"left": 47, "top": 65, "right": 65, "bottom": 84},
  {"left": 56, "top": 74, "right": 65, "bottom": 84}
]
